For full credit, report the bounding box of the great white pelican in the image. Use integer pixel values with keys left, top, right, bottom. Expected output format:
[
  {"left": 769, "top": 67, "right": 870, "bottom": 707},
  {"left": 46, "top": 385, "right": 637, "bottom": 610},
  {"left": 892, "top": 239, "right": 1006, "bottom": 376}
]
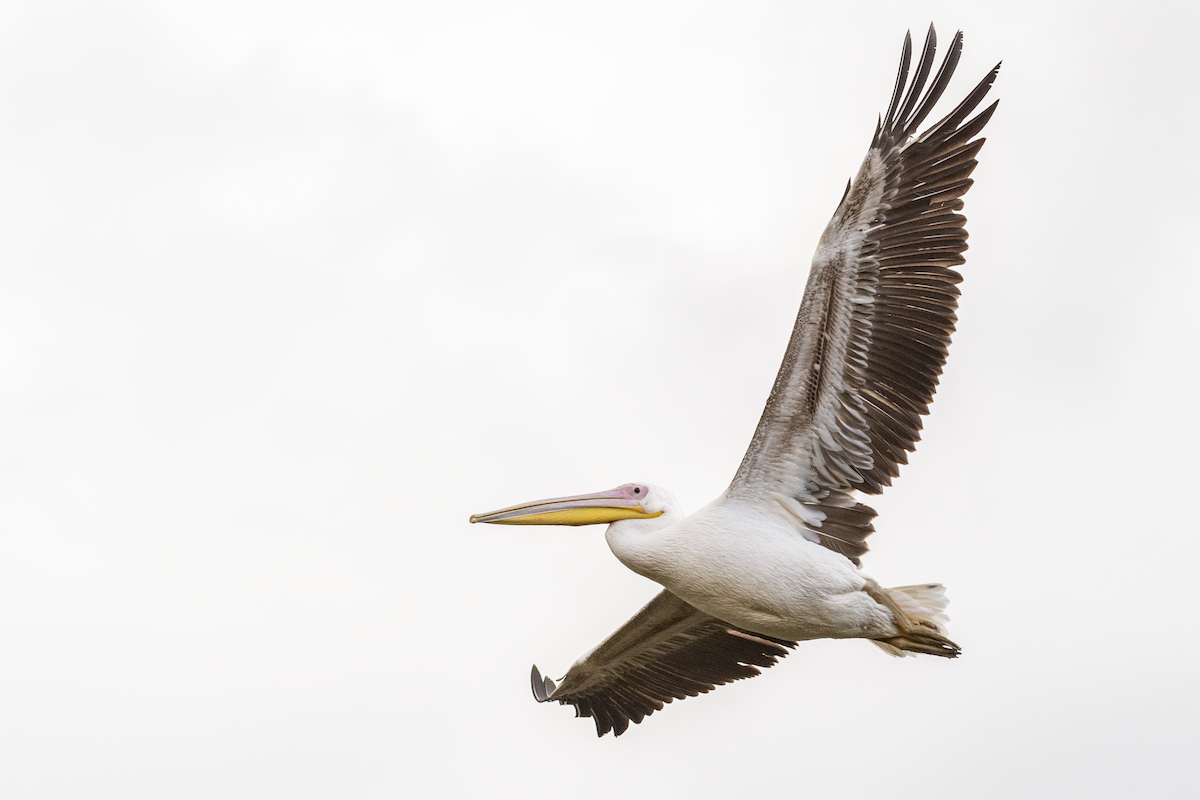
[{"left": 472, "top": 26, "right": 999, "bottom": 737}]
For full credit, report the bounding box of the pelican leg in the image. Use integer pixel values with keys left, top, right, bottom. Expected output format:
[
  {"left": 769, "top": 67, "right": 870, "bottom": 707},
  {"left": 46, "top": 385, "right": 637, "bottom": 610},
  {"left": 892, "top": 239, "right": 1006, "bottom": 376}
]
[{"left": 862, "top": 578, "right": 960, "bottom": 658}]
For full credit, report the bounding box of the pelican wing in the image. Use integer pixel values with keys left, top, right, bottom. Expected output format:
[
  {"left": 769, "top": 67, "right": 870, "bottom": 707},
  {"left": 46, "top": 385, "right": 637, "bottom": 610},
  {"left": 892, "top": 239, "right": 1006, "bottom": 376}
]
[
  {"left": 532, "top": 589, "right": 794, "bottom": 737},
  {"left": 729, "top": 27, "right": 999, "bottom": 563}
]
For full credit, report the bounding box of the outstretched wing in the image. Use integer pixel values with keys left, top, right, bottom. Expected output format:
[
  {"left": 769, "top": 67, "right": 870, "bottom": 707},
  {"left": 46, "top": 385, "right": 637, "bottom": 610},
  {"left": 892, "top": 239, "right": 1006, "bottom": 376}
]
[
  {"left": 729, "top": 27, "right": 999, "bottom": 564},
  {"left": 532, "top": 590, "right": 794, "bottom": 737}
]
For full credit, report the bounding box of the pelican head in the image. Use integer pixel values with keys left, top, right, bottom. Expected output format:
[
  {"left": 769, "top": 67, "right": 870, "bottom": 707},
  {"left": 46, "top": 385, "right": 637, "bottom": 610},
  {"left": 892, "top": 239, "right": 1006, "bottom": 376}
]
[{"left": 470, "top": 483, "right": 678, "bottom": 527}]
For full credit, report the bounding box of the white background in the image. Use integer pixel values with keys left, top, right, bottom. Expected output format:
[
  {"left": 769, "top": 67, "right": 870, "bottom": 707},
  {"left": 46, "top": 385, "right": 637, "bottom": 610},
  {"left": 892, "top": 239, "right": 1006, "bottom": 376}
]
[{"left": 2, "top": 2, "right": 1197, "bottom": 797}]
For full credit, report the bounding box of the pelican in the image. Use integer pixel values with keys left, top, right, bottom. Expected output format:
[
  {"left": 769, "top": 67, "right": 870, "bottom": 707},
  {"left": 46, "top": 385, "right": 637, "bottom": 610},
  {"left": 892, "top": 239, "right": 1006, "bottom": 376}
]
[{"left": 472, "top": 26, "right": 999, "bottom": 737}]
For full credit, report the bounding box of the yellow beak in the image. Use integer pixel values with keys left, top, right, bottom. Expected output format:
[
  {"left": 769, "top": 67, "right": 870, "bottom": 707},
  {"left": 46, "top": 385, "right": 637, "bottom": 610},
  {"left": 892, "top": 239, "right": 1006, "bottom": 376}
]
[{"left": 470, "top": 488, "right": 662, "bottom": 526}]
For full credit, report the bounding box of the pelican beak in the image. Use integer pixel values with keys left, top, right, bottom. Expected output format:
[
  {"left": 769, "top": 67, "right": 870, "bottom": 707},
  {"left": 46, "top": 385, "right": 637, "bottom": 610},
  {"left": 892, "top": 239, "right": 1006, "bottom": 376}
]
[{"left": 470, "top": 488, "right": 662, "bottom": 526}]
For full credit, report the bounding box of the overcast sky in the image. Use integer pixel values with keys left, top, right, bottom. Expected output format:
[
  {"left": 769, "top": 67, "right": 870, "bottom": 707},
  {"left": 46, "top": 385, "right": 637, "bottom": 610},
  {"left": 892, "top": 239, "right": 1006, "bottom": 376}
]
[{"left": 2, "top": 2, "right": 1197, "bottom": 798}]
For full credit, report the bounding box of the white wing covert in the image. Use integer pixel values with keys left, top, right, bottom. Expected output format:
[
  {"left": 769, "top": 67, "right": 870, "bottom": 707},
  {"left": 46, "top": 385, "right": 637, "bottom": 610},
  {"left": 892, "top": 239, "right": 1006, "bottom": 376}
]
[{"left": 729, "top": 27, "right": 1000, "bottom": 564}]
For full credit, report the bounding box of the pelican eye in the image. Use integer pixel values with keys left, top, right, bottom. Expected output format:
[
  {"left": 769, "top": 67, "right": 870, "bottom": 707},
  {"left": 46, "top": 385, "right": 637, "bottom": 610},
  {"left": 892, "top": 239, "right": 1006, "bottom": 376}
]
[{"left": 623, "top": 484, "right": 649, "bottom": 499}]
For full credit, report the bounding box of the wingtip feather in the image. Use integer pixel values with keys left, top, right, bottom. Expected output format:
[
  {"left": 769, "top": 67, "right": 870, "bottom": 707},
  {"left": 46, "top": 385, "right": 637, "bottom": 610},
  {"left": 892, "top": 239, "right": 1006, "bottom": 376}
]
[{"left": 530, "top": 664, "right": 556, "bottom": 702}]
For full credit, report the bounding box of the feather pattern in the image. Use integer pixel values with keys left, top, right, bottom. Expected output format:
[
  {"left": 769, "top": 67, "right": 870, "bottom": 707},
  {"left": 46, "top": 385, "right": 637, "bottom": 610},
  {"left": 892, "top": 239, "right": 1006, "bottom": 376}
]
[
  {"left": 532, "top": 590, "right": 794, "bottom": 737},
  {"left": 730, "top": 26, "right": 999, "bottom": 561}
]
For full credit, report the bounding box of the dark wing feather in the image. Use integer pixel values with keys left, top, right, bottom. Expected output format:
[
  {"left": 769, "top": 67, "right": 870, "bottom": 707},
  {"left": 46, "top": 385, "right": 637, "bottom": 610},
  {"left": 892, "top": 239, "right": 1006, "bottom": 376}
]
[
  {"left": 533, "top": 590, "right": 794, "bottom": 737},
  {"left": 729, "top": 26, "right": 998, "bottom": 563}
]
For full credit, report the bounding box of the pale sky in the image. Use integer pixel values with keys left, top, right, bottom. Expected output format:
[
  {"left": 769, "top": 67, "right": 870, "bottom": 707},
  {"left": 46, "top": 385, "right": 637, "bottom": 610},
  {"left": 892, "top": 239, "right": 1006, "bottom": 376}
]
[{"left": 2, "top": 2, "right": 1197, "bottom": 798}]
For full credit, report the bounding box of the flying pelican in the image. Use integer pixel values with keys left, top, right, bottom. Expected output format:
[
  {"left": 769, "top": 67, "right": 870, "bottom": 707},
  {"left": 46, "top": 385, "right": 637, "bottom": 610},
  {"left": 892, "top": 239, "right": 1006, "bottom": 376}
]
[{"left": 472, "top": 26, "right": 999, "bottom": 737}]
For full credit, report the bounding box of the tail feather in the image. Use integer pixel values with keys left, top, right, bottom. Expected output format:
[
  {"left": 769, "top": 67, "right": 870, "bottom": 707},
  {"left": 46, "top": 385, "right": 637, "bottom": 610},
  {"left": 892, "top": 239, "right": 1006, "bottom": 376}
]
[
  {"left": 871, "top": 583, "right": 957, "bottom": 658},
  {"left": 890, "top": 583, "right": 950, "bottom": 628}
]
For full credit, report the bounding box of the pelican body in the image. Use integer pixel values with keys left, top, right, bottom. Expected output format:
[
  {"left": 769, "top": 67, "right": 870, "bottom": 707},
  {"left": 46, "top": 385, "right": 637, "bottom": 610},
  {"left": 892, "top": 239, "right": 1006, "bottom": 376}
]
[
  {"left": 608, "top": 493, "right": 894, "bottom": 642},
  {"left": 472, "top": 26, "right": 999, "bottom": 737}
]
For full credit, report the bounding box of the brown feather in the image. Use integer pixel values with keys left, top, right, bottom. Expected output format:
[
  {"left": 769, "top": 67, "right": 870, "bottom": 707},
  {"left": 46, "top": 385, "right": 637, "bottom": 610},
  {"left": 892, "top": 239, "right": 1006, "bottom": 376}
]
[
  {"left": 726, "top": 26, "right": 997, "bottom": 556},
  {"left": 535, "top": 591, "right": 795, "bottom": 737}
]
